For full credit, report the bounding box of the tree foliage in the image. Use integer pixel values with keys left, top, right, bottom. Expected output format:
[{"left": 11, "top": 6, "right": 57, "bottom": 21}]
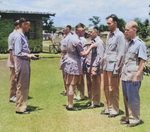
[
  {"left": 0, "top": 19, "right": 14, "bottom": 53},
  {"left": 89, "top": 16, "right": 101, "bottom": 28},
  {"left": 117, "top": 18, "right": 126, "bottom": 32},
  {"left": 42, "top": 17, "right": 54, "bottom": 33},
  {"left": 99, "top": 24, "right": 108, "bottom": 32},
  {"left": 134, "top": 18, "right": 150, "bottom": 39}
]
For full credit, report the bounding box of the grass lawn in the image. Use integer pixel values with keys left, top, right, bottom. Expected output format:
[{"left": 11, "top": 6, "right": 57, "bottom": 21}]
[{"left": 0, "top": 57, "right": 150, "bottom": 132}]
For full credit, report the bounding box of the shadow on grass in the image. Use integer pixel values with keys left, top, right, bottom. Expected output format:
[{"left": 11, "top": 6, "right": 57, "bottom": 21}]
[
  {"left": 74, "top": 96, "right": 89, "bottom": 102},
  {"left": 140, "top": 120, "right": 144, "bottom": 125},
  {"left": 120, "top": 116, "right": 144, "bottom": 125},
  {"left": 27, "top": 105, "right": 44, "bottom": 112},
  {"left": 63, "top": 101, "right": 104, "bottom": 111},
  {"left": 119, "top": 109, "right": 124, "bottom": 115},
  {"left": 28, "top": 96, "right": 33, "bottom": 100}
]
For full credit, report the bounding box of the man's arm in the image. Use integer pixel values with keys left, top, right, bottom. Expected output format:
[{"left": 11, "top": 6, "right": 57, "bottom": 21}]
[
  {"left": 132, "top": 59, "right": 146, "bottom": 82},
  {"left": 13, "top": 36, "right": 35, "bottom": 58},
  {"left": 113, "top": 34, "right": 126, "bottom": 74}
]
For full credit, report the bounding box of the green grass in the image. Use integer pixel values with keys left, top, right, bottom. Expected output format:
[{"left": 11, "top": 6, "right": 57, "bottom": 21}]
[
  {"left": 0, "top": 58, "right": 150, "bottom": 132},
  {"left": 0, "top": 53, "right": 61, "bottom": 60}
]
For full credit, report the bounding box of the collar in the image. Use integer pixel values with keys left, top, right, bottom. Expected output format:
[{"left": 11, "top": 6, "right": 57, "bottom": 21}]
[
  {"left": 112, "top": 28, "right": 119, "bottom": 36},
  {"left": 132, "top": 36, "right": 139, "bottom": 43},
  {"left": 128, "top": 36, "right": 139, "bottom": 45}
]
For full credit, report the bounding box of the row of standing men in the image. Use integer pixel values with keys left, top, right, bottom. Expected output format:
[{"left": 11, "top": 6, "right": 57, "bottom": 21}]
[{"left": 59, "top": 14, "right": 147, "bottom": 127}]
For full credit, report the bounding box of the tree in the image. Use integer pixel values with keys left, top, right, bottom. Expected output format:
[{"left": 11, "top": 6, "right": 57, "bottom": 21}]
[
  {"left": 89, "top": 16, "right": 101, "bottom": 28},
  {"left": 42, "top": 17, "right": 54, "bottom": 33},
  {"left": 134, "top": 18, "right": 150, "bottom": 39},
  {"left": 117, "top": 18, "right": 126, "bottom": 33},
  {"left": 99, "top": 24, "right": 108, "bottom": 32}
]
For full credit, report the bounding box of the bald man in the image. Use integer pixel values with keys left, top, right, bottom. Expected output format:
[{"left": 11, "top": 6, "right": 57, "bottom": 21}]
[{"left": 120, "top": 21, "right": 147, "bottom": 127}]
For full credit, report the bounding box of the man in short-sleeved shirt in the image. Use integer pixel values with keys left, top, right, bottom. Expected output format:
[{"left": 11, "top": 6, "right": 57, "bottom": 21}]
[
  {"left": 6, "top": 20, "right": 19, "bottom": 103},
  {"left": 120, "top": 21, "right": 147, "bottom": 127},
  {"left": 84, "top": 29, "right": 105, "bottom": 108},
  {"left": 101, "top": 14, "right": 126, "bottom": 117},
  {"left": 60, "top": 25, "right": 72, "bottom": 96}
]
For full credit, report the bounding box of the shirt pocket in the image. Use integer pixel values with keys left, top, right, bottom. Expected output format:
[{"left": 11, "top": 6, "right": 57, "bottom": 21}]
[
  {"left": 108, "top": 42, "right": 117, "bottom": 51},
  {"left": 127, "top": 65, "right": 138, "bottom": 72},
  {"left": 108, "top": 54, "right": 117, "bottom": 62}
]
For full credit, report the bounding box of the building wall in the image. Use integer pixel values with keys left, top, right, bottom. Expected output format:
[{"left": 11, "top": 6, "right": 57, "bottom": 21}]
[{"left": 0, "top": 14, "right": 43, "bottom": 53}]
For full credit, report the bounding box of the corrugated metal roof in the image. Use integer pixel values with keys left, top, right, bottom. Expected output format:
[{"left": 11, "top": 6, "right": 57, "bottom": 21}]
[{"left": 0, "top": 10, "right": 56, "bottom": 16}]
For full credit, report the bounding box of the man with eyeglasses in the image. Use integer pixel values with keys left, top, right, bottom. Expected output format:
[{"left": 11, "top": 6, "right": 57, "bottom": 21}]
[
  {"left": 101, "top": 14, "right": 126, "bottom": 117},
  {"left": 120, "top": 21, "right": 147, "bottom": 127}
]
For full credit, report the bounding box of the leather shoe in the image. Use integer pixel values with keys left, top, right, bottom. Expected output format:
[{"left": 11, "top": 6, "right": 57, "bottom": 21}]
[
  {"left": 127, "top": 122, "right": 140, "bottom": 127},
  {"left": 9, "top": 96, "right": 16, "bottom": 103},
  {"left": 66, "top": 106, "right": 77, "bottom": 111},
  {"left": 94, "top": 105, "right": 101, "bottom": 108},
  {"left": 84, "top": 102, "right": 91, "bottom": 107},
  {"left": 121, "top": 121, "right": 129, "bottom": 125},
  {"left": 16, "top": 110, "right": 30, "bottom": 114},
  {"left": 101, "top": 109, "right": 109, "bottom": 115},
  {"left": 108, "top": 114, "right": 119, "bottom": 118}
]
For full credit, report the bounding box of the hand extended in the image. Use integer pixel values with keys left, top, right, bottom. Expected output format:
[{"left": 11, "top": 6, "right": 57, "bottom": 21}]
[
  {"left": 91, "top": 67, "right": 97, "bottom": 75},
  {"left": 90, "top": 42, "right": 97, "bottom": 48},
  {"left": 27, "top": 54, "right": 36, "bottom": 58}
]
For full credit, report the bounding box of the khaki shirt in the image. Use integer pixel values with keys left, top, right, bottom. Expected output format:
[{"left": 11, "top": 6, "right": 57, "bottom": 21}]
[
  {"left": 121, "top": 36, "right": 147, "bottom": 81},
  {"left": 103, "top": 28, "right": 126, "bottom": 74}
]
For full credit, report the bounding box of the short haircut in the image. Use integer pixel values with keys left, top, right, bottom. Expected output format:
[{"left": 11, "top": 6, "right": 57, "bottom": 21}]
[
  {"left": 75, "top": 23, "right": 85, "bottom": 29},
  {"left": 19, "top": 18, "right": 28, "bottom": 27},
  {"left": 106, "top": 14, "right": 118, "bottom": 23},
  {"left": 127, "top": 21, "right": 138, "bottom": 29},
  {"left": 66, "top": 25, "right": 72, "bottom": 30},
  {"left": 94, "top": 26, "right": 98, "bottom": 31},
  {"left": 14, "top": 20, "right": 19, "bottom": 26},
  {"left": 93, "top": 28, "right": 98, "bottom": 34}
]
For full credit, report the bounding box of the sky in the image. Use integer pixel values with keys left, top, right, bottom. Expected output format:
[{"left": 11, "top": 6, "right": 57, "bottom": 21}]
[{"left": 0, "top": 0, "right": 150, "bottom": 28}]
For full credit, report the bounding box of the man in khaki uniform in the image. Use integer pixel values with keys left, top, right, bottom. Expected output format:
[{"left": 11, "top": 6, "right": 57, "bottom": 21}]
[
  {"left": 84, "top": 29, "right": 105, "bottom": 108},
  {"left": 60, "top": 25, "right": 72, "bottom": 96},
  {"left": 120, "top": 21, "right": 147, "bottom": 127},
  {"left": 6, "top": 20, "right": 19, "bottom": 103},
  {"left": 101, "top": 14, "right": 126, "bottom": 117},
  {"left": 13, "top": 18, "right": 36, "bottom": 114}
]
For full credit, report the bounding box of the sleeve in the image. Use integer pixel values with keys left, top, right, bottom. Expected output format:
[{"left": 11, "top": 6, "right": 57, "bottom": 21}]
[
  {"left": 92, "top": 40, "right": 104, "bottom": 67},
  {"left": 8, "top": 34, "right": 13, "bottom": 50},
  {"left": 76, "top": 44, "right": 84, "bottom": 53},
  {"left": 138, "top": 43, "right": 147, "bottom": 61},
  {"left": 71, "top": 36, "right": 80, "bottom": 47},
  {"left": 113, "top": 33, "right": 126, "bottom": 74},
  {"left": 13, "top": 36, "right": 28, "bottom": 57}
]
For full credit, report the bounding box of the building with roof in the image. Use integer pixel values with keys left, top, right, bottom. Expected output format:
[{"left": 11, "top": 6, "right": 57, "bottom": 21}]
[{"left": 0, "top": 10, "right": 56, "bottom": 53}]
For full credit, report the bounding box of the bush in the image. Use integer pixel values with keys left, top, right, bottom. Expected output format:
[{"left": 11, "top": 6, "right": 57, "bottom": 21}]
[
  {"left": 0, "top": 37, "right": 8, "bottom": 53},
  {"left": 28, "top": 39, "right": 42, "bottom": 53},
  {"left": 143, "top": 65, "right": 150, "bottom": 76},
  {"left": 0, "top": 19, "right": 14, "bottom": 53},
  {"left": 0, "top": 19, "right": 42, "bottom": 53}
]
